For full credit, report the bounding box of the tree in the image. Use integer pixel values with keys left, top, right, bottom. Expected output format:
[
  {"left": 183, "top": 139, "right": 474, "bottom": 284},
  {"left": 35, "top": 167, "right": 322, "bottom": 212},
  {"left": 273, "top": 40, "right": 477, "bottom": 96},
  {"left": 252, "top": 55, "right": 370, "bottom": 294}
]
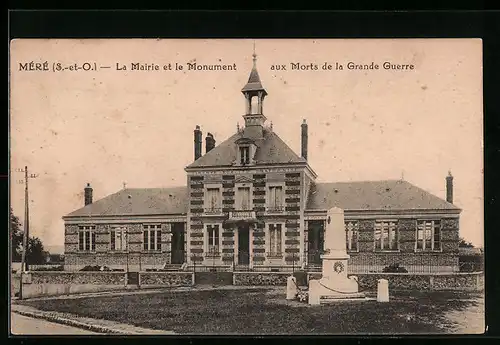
[
  {"left": 459, "top": 237, "right": 474, "bottom": 248},
  {"left": 27, "top": 237, "right": 47, "bottom": 264},
  {"left": 10, "top": 208, "right": 23, "bottom": 262}
]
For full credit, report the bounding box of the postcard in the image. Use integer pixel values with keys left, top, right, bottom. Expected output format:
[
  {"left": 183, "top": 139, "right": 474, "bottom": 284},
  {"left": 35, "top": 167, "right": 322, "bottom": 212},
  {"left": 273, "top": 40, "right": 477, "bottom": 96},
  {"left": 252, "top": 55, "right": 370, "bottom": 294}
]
[{"left": 9, "top": 38, "right": 484, "bottom": 335}]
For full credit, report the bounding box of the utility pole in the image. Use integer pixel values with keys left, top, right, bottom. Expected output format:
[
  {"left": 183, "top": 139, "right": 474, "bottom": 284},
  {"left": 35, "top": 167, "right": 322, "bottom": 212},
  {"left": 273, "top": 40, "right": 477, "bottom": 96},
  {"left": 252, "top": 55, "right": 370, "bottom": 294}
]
[{"left": 16, "top": 165, "right": 38, "bottom": 300}]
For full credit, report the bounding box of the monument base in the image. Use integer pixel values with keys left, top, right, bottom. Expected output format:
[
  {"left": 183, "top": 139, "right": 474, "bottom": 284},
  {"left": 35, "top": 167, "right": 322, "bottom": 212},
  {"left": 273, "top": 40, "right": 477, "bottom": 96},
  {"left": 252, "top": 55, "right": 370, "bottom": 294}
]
[
  {"left": 308, "top": 255, "right": 367, "bottom": 305},
  {"left": 308, "top": 277, "right": 367, "bottom": 305}
]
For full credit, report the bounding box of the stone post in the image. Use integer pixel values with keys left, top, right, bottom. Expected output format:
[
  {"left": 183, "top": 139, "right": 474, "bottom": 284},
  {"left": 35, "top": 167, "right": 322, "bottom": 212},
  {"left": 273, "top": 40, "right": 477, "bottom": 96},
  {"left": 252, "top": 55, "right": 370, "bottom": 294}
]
[
  {"left": 377, "top": 279, "right": 389, "bottom": 302},
  {"left": 286, "top": 275, "right": 297, "bottom": 300}
]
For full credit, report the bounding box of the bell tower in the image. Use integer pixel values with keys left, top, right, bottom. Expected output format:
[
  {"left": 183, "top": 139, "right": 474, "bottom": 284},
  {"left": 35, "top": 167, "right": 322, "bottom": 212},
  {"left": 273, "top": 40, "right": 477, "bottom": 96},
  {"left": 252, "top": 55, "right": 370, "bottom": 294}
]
[{"left": 241, "top": 45, "right": 268, "bottom": 138}]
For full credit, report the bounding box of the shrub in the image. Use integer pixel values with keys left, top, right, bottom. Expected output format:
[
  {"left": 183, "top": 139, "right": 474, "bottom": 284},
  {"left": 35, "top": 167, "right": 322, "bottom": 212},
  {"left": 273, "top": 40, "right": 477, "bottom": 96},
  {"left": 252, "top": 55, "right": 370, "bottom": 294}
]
[
  {"left": 382, "top": 263, "right": 408, "bottom": 273},
  {"left": 80, "top": 265, "right": 111, "bottom": 271},
  {"left": 32, "top": 265, "right": 64, "bottom": 271}
]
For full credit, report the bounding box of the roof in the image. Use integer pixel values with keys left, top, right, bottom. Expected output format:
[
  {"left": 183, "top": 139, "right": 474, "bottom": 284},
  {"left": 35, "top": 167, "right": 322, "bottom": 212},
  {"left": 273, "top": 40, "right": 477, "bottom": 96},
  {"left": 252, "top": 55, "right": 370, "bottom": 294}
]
[
  {"left": 241, "top": 57, "right": 267, "bottom": 94},
  {"left": 65, "top": 179, "right": 459, "bottom": 218},
  {"left": 185, "top": 128, "right": 306, "bottom": 169},
  {"left": 64, "top": 186, "right": 188, "bottom": 218},
  {"left": 306, "top": 180, "right": 460, "bottom": 211}
]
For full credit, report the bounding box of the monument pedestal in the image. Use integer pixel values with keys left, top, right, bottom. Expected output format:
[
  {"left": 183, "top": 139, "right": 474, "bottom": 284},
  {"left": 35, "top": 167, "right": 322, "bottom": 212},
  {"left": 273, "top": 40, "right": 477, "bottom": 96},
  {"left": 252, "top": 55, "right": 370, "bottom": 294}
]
[
  {"left": 308, "top": 253, "right": 366, "bottom": 304},
  {"left": 307, "top": 207, "right": 367, "bottom": 305}
]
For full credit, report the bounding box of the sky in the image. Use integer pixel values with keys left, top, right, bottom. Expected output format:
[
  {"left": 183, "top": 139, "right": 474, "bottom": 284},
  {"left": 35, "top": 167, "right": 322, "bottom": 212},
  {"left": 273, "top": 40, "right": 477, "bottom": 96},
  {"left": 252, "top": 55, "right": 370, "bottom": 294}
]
[{"left": 10, "top": 39, "right": 483, "bottom": 251}]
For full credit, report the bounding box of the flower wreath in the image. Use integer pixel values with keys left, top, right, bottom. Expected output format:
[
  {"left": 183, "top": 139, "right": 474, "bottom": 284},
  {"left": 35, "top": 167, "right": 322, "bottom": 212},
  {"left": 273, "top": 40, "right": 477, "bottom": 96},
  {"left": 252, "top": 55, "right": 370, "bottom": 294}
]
[{"left": 333, "top": 261, "right": 344, "bottom": 274}]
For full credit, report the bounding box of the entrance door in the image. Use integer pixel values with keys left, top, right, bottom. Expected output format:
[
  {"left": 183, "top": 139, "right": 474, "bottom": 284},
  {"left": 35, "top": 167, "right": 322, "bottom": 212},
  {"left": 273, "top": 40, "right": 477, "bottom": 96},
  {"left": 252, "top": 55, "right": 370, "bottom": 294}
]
[
  {"left": 238, "top": 226, "right": 250, "bottom": 265},
  {"left": 171, "top": 223, "right": 185, "bottom": 264},
  {"left": 307, "top": 221, "right": 324, "bottom": 265}
]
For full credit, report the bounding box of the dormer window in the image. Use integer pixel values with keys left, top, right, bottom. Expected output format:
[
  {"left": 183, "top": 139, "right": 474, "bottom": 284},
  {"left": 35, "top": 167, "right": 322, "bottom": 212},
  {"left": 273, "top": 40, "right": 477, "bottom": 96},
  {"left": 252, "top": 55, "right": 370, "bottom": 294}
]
[{"left": 239, "top": 146, "right": 250, "bottom": 165}]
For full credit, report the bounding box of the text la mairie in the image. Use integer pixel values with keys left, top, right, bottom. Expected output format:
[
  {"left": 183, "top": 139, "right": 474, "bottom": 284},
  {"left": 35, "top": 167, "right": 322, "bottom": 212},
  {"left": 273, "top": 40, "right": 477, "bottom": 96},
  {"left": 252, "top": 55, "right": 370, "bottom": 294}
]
[{"left": 63, "top": 53, "right": 461, "bottom": 273}]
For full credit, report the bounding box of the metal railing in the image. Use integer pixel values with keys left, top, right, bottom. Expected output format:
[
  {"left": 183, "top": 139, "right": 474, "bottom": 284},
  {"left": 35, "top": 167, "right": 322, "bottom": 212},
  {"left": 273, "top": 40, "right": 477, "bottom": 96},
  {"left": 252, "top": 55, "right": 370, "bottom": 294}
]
[
  {"left": 266, "top": 206, "right": 285, "bottom": 213},
  {"left": 229, "top": 210, "right": 256, "bottom": 220},
  {"left": 204, "top": 207, "right": 223, "bottom": 215}
]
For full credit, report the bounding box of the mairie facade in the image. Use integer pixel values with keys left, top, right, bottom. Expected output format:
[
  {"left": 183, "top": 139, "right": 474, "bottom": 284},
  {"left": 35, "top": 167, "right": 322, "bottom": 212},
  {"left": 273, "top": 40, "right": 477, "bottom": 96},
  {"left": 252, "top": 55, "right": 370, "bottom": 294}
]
[{"left": 63, "top": 54, "right": 461, "bottom": 273}]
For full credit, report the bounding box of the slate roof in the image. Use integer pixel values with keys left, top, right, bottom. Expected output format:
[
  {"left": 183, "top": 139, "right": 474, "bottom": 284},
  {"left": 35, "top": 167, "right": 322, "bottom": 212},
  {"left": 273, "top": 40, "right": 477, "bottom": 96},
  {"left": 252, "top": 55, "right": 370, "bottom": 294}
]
[
  {"left": 64, "top": 187, "right": 188, "bottom": 218},
  {"left": 307, "top": 180, "right": 460, "bottom": 211},
  {"left": 241, "top": 58, "right": 267, "bottom": 93},
  {"left": 185, "top": 129, "right": 307, "bottom": 169},
  {"left": 65, "top": 180, "right": 458, "bottom": 218}
]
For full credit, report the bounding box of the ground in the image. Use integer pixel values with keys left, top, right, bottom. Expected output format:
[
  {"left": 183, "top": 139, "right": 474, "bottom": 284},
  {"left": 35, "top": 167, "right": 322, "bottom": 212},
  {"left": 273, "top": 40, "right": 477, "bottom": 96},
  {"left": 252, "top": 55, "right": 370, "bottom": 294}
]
[
  {"left": 10, "top": 313, "right": 99, "bottom": 335},
  {"left": 16, "top": 287, "right": 485, "bottom": 335}
]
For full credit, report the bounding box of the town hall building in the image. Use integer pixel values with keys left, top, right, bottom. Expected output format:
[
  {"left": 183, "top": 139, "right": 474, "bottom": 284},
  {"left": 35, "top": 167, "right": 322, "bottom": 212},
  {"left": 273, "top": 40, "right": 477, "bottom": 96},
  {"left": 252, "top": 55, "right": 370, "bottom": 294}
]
[{"left": 62, "top": 53, "right": 461, "bottom": 273}]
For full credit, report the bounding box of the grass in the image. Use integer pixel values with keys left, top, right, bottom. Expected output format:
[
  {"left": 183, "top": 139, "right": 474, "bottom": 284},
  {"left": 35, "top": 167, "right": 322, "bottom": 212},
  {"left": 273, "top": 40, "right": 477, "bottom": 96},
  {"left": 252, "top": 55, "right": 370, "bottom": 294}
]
[{"left": 17, "top": 288, "right": 483, "bottom": 334}]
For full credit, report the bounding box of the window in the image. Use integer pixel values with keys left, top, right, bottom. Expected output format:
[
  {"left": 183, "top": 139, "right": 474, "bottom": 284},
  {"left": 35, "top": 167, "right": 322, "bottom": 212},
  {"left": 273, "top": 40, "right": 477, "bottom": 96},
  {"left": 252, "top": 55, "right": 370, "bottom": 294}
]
[
  {"left": 143, "top": 224, "right": 162, "bottom": 251},
  {"left": 416, "top": 220, "right": 441, "bottom": 251},
  {"left": 110, "top": 227, "right": 127, "bottom": 251},
  {"left": 205, "top": 187, "right": 221, "bottom": 213},
  {"left": 268, "top": 186, "right": 284, "bottom": 212},
  {"left": 251, "top": 96, "right": 259, "bottom": 114},
  {"left": 239, "top": 146, "right": 250, "bottom": 165},
  {"left": 269, "top": 224, "right": 283, "bottom": 256},
  {"left": 207, "top": 225, "right": 220, "bottom": 255},
  {"left": 237, "top": 187, "right": 251, "bottom": 210},
  {"left": 374, "top": 221, "right": 398, "bottom": 250},
  {"left": 345, "top": 221, "right": 359, "bottom": 251},
  {"left": 78, "top": 226, "right": 96, "bottom": 251}
]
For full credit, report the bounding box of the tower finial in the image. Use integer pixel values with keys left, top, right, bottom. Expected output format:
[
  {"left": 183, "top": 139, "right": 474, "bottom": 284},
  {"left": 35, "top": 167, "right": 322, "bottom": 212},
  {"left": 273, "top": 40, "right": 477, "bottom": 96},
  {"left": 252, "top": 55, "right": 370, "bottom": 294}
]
[{"left": 252, "top": 41, "right": 257, "bottom": 66}]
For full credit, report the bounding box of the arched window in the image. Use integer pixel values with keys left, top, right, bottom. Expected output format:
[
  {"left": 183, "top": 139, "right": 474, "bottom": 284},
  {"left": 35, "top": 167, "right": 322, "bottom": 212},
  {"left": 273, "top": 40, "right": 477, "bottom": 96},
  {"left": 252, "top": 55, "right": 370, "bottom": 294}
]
[{"left": 251, "top": 96, "right": 259, "bottom": 114}]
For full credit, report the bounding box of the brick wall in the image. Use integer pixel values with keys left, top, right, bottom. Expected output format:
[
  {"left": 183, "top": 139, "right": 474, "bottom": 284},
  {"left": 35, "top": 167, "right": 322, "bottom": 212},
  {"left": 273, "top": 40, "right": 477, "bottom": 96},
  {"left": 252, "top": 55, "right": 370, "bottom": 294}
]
[
  {"left": 284, "top": 172, "right": 302, "bottom": 265},
  {"left": 64, "top": 221, "right": 178, "bottom": 271}
]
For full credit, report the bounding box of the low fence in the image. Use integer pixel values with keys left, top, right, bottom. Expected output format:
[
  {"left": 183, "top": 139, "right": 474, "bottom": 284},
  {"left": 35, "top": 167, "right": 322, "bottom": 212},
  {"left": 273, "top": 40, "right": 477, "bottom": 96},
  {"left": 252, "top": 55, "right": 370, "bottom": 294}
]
[
  {"left": 305, "top": 272, "right": 484, "bottom": 292},
  {"left": 12, "top": 265, "right": 483, "bottom": 299},
  {"left": 13, "top": 271, "right": 195, "bottom": 299}
]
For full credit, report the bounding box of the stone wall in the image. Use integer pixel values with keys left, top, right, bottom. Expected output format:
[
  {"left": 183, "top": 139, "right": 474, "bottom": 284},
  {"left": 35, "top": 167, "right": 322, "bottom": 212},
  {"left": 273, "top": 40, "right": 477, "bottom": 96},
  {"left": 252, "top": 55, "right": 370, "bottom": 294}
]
[
  {"left": 233, "top": 272, "right": 290, "bottom": 286},
  {"left": 139, "top": 272, "right": 194, "bottom": 286},
  {"left": 30, "top": 271, "right": 127, "bottom": 285},
  {"left": 306, "top": 272, "right": 483, "bottom": 291}
]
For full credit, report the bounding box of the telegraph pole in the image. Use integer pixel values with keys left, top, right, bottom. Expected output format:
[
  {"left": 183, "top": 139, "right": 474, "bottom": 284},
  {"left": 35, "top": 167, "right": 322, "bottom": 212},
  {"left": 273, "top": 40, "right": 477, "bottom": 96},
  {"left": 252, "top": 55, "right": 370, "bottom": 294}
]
[{"left": 16, "top": 165, "right": 38, "bottom": 300}]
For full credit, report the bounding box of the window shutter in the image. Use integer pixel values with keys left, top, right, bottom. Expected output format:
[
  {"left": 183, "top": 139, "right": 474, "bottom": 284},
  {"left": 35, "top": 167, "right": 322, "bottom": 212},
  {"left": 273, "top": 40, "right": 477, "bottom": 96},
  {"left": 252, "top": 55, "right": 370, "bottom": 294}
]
[
  {"left": 156, "top": 228, "right": 162, "bottom": 251},
  {"left": 276, "top": 224, "right": 282, "bottom": 254},
  {"left": 110, "top": 230, "right": 116, "bottom": 250},
  {"left": 91, "top": 232, "right": 96, "bottom": 251},
  {"left": 79, "top": 231, "right": 84, "bottom": 251},
  {"left": 143, "top": 229, "right": 148, "bottom": 251}
]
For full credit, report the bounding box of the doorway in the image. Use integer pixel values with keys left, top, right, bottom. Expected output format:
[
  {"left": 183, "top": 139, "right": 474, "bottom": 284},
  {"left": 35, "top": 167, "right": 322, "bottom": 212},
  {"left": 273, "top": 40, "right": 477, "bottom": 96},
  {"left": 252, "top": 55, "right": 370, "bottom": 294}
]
[
  {"left": 238, "top": 226, "right": 250, "bottom": 265},
  {"left": 171, "top": 223, "right": 185, "bottom": 264},
  {"left": 307, "top": 221, "right": 324, "bottom": 265}
]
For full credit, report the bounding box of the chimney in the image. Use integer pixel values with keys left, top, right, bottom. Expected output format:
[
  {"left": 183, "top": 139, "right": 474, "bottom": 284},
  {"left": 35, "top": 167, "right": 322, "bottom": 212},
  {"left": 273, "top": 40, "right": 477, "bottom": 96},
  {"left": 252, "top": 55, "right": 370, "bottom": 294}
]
[
  {"left": 84, "top": 183, "right": 93, "bottom": 206},
  {"left": 301, "top": 119, "right": 308, "bottom": 161},
  {"left": 194, "top": 125, "right": 202, "bottom": 161},
  {"left": 205, "top": 132, "right": 216, "bottom": 153},
  {"left": 446, "top": 171, "right": 453, "bottom": 204}
]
